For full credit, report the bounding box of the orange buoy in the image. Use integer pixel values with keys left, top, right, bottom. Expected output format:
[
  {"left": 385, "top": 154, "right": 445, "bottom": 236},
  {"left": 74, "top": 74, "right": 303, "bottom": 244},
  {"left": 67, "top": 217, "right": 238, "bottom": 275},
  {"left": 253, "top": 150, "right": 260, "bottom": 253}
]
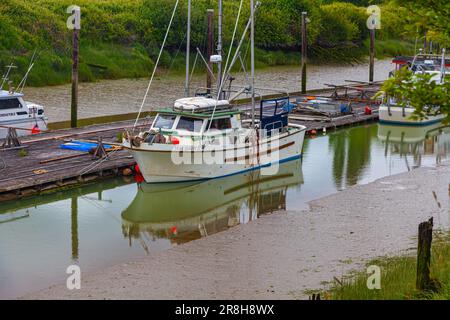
[{"left": 31, "top": 124, "right": 40, "bottom": 134}]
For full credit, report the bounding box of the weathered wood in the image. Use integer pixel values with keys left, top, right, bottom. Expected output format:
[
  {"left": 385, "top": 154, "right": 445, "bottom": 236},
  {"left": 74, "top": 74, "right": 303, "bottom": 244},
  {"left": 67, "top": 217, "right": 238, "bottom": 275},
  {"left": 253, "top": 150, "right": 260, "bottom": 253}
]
[
  {"left": 301, "top": 12, "right": 308, "bottom": 94},
  {"left": 416, "top": 217, "right": 434, "bottom": 291},
  {"left": 369, "top": 29, "right": 375, "bottom": 83},
  {"left": 71, "top": 9, "right": 80, "bottom": 128},
  {"left": 206, "top": 9, "right": 214, "bottom": 94}
]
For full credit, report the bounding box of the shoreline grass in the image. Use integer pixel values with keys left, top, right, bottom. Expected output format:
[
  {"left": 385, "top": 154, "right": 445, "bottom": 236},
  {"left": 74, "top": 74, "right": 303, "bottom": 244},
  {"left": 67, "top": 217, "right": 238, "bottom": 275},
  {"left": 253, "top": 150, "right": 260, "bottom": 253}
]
[{"left": 328, "top": 232, "right": 450, "bottom": 300}]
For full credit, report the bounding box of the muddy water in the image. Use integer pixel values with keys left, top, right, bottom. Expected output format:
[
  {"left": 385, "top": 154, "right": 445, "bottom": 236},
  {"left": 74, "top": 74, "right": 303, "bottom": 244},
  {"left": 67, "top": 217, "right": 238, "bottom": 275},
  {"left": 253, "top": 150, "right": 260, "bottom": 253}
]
[
  {"left": 23, "top": 60, "right": 393, "bottom": 123},
  {"left": 1, "top": 122, "right": 449, "bottom": 299}
]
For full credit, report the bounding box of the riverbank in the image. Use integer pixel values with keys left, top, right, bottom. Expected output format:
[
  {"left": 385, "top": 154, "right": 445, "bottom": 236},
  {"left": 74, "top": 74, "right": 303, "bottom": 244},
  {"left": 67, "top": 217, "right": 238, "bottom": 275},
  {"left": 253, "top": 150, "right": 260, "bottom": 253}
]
[
  {"left": 22, "top": 161, "right": 449, "bottom": 300},
  {"left": 24, "top": 60, "right": 392, "bottom": 123}
]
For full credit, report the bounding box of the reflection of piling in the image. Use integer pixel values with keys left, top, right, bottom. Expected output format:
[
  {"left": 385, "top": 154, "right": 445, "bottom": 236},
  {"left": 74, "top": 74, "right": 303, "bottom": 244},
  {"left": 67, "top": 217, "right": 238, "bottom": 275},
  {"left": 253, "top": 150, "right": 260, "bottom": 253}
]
[
  {"left": 301, "top": 12, "right": 308, "bottom": 94},
  {"left": 369, "top": 29, "right": 375, "bottom": 83},
  {"left": 71, "top": 197, "right": 79, "bottom": 261},
  {"left": 206, "top": 9, "right": 214, "bottom": 94}
]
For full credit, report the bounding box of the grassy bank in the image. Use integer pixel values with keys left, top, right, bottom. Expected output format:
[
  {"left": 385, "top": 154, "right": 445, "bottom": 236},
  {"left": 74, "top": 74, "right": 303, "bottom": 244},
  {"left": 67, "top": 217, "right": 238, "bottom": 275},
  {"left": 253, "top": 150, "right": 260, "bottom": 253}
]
[
  {"left": 328, "top": 232, "right": 450, "bottom": 300},
  {"left": 0, "top": 0, "right": 414, "bottom": 87}
]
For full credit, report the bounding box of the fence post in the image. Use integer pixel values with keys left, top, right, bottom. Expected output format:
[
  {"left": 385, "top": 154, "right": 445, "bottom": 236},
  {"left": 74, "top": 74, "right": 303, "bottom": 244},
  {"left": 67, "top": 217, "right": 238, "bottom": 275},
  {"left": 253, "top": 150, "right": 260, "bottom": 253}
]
[{"left": 416, "top": 217, "right": 433, "bottom": 291}]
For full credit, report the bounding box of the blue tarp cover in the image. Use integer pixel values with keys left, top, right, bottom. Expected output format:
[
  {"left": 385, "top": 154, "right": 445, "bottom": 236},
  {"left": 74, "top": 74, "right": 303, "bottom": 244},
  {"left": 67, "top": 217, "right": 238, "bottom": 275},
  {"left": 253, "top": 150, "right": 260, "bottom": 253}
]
[{"left": 60, "top": 140, "right": 113, "bottom": 152}]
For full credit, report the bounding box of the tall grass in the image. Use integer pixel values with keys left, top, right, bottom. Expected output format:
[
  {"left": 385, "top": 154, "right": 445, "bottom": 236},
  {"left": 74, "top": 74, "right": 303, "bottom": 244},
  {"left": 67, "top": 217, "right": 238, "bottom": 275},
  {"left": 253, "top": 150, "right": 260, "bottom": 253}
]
[{"left": 330, "top": 232, "right": 450, "bottom": 300}]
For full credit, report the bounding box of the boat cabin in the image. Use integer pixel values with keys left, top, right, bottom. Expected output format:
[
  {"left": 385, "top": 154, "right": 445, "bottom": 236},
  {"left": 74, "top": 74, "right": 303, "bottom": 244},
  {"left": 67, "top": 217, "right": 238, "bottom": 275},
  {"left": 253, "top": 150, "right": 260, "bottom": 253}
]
[
  {"left": 0, "top": 89, "right": 45, "bottom": 122},
  {"left": 148, "top": 97, "right": 244, "bottom": 144}
]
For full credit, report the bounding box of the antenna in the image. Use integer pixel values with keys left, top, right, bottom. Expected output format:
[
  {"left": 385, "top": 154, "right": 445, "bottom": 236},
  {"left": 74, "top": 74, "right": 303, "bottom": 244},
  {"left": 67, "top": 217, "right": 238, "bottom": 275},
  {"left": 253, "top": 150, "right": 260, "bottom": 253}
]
[
  {"left": 17, "top": 49, "right": 38, "bottom": 93},
  {"left": 1, "top": 63, "right": 17, "bottom": 90},
  {"left": 440, "top": 48, "right": 446, "bottom": 84}
]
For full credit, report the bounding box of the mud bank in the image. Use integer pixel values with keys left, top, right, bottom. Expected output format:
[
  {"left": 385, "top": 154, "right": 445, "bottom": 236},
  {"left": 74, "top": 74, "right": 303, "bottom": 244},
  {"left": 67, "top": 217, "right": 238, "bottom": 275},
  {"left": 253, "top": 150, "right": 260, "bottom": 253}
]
[{"left": 22, "top": 163, "right": 449, "bottom": 300}]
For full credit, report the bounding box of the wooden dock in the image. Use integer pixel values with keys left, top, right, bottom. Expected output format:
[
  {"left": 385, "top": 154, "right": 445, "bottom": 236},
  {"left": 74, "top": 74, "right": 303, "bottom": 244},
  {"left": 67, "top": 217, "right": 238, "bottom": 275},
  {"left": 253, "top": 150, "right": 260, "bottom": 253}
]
[{"left": 0, "top": 119, "right": 151, "bottom": 202}]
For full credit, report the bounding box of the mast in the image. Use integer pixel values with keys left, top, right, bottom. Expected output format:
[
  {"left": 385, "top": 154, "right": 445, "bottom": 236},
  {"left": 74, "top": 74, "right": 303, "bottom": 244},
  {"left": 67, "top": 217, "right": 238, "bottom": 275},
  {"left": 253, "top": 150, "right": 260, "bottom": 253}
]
[
  {"left": 185, "top": 0, "right": 191, "bottom": 97},
  {"left": 217, "top": 0, "right": 223, "bottom": 98},
  {"left": 250, "top": 0, "right": 255, "bottom": 127}
]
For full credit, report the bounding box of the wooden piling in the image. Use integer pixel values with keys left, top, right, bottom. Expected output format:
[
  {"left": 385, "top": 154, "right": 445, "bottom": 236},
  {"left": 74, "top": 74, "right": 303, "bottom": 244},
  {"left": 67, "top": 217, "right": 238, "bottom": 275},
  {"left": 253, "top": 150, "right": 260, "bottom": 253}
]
[
  {"left": 206, "top": 9, "right": 214, "bottom": 94},
  {"left": 416, "top": 217, "right": 433, "bottom": 291},
  {"left": 301, "top": 12, "right": 308, "bottom": 94},
  {"left": 369, "top": 29, "right": 375, "bottom": 83},
  {"left": 71, "top": 8, "right": 80, "bottom": 128}
]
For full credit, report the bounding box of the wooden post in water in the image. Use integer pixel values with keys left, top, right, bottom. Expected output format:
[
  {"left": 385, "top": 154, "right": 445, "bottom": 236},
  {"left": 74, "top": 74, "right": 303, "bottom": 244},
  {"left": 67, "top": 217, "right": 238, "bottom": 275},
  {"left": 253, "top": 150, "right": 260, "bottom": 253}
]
[
  {"left": 416, "top": 217, "right": 433, "bottom": 291},
  {"left": 301, "top": 12, "right": 308, "bottom": 94},
  {"left": 206, "top": 9, "right": 214, "bottom": 94},
  {"left": 70, "top": 7, "right": 81, "bottom": 128},
  {"left": 369, "top": 28, "right": 375, "bottom": 83}
]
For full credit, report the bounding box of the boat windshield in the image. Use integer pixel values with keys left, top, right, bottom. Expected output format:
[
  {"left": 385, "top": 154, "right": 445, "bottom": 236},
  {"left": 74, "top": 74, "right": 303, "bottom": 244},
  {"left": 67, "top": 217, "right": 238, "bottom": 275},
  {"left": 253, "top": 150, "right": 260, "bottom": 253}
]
[
  {"left": 0, "top": 98, "right": 22, "bottom": 110},
  {"left": 153, "top": 114, "right": 176, "bottom": 130},
  {"left": 176, "top": 116, "right": 204, "bottom": 133}
]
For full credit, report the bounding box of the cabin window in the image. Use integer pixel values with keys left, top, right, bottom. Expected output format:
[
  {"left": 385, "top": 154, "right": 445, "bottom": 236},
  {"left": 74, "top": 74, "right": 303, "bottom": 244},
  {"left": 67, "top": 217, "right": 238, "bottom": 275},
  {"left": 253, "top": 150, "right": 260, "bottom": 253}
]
[
  {"left": 0, "top": 98, "right": 22, "bottom": 110},
  {"left": 153, "top": 114, "right": 176, "bottom": 129},
  {"left": 206, "top": 117, "right": 232, "bottom": 131},
  {"left": 176, "top": 116, "right": 203, "bottom": 132}
]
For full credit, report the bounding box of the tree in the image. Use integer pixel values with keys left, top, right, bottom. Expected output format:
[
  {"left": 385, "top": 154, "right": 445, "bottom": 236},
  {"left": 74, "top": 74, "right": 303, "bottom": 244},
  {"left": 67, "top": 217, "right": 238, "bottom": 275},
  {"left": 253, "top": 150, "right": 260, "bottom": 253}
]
[{"left": 379, "top": 67, "right": 450, "bottom": 124}]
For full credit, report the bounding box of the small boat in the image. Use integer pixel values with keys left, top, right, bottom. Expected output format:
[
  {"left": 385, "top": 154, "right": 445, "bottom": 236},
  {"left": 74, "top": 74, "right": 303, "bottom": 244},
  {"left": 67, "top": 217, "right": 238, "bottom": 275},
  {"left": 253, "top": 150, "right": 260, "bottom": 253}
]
[
  {"left": 123, "top": 96, "right": 305, "bottom": 182},
  {"left": 0, "top": 89, "right": 47, "bottom": 138},
  {"left": 379, "top": 50, "right": 449, "bottom": 126}
]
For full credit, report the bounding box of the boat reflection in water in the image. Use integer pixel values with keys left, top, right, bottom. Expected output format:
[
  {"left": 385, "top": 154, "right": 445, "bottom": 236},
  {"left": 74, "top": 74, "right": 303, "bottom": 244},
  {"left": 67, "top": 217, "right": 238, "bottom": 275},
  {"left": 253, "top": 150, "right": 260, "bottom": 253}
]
[
  {"left": 378, "top": 123, "right": 450, "bottom": 168},
  {"left": 122, "top": 159, "right": 303, "bottom": 245}
]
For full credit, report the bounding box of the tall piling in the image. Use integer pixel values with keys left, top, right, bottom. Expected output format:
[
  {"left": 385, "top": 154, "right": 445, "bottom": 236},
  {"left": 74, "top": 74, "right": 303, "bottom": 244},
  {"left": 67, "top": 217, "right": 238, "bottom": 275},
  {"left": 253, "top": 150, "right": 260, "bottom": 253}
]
[
  {"left": 206, "top": 9, "right": 214, "bottom": 94},
  {"left": 70, "top": 7, "right": 81, "bottom": 128},
  {"left": 301, "top": 12, "right": 308, "bottom": 94},
  {"left": 369, "top": 28, "right": 375, "bottom": 83}
]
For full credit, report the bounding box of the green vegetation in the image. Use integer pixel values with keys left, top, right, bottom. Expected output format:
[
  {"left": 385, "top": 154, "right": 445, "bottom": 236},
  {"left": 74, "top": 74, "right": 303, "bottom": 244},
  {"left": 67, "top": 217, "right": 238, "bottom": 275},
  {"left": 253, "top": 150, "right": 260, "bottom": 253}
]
[
  {"left": 379, "top": 68, "right": 450, "bottom": 124},
  {"left": 18, "top": 148, "right": 28, "bottom": 157},
  {"left": 329, "top": 233, "right": 450, "bottom": 300},
  {"left": 0, "top": 0, "right": 415, "bottom": 87}
]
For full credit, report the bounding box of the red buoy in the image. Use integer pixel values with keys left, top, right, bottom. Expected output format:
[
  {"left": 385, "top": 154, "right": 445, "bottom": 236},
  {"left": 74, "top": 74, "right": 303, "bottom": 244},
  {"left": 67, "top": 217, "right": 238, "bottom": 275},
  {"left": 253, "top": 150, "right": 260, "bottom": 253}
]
[
  {"left": 31, "top": 124, "right": 40, "bottom": 134},
  {"left": 365, "top": 106, "right": 372, "bottom": 115}
]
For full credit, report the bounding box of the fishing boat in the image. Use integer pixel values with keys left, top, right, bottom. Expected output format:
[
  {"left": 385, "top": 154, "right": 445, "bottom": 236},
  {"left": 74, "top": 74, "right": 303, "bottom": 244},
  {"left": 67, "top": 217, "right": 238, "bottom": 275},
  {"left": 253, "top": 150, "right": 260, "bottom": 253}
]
[
  {"left": 123, "top": 96, "right": 305, "bottom": 182},
  {"left": 123, "top": 0, "right": 306, "bottom": 183},
  {"left": 379, "top": 50, "right": 449, "bottom": 126},
  {"left": 0, "top": 89, "right": 47, "bottom": 138},
  {"left": 0, "top": 59, "right": 48, "bottom": 139}
]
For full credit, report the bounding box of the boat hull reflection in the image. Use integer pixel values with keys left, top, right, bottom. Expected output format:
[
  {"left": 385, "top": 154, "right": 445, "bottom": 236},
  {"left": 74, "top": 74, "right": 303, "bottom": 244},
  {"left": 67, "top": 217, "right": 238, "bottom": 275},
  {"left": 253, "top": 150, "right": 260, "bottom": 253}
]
[
  {"left": 122, "top": 159, "right": 303, "bottom": 244},
  {"left": 378, "top": 123, "right": 450, "bottom": 167}
]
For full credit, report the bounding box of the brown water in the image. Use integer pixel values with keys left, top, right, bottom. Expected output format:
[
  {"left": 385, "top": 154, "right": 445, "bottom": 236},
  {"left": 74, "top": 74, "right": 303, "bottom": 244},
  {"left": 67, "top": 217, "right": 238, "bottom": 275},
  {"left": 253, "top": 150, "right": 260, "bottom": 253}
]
[
  {"left": 1, "top": 122, "right": 449, "bottom": 299},
  {"left": 23, "top": 60, "right": 393, "bottom": 123}
]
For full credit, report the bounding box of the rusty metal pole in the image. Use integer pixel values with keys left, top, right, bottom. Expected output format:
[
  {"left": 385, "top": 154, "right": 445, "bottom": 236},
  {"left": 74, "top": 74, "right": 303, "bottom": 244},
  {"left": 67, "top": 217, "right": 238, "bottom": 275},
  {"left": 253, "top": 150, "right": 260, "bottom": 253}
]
[
  {"left": 206, "top": 9, "right": 214, "bottom": 94},
  {"left": 301, "top": 12, "right": 307, "bottom": 94},
  {"left": 369, "top": 28, "right": 375, "bottom": 83},
  {"left": 71, "top": 8, "right": 81, "bottom": 128}
]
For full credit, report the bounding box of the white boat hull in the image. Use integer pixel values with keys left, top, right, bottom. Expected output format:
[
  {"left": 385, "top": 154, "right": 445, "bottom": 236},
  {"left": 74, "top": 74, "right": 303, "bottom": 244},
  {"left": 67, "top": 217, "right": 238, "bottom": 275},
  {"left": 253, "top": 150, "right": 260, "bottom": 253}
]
[
  {"left": 0, "top": 116, "right": 48, "bottom": 139},
  {"left": 379, "top": 105, "right": 445, "bottom": 126},
  {"left": 127, "top": 127, "right": 306, "bottom": 183}
]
